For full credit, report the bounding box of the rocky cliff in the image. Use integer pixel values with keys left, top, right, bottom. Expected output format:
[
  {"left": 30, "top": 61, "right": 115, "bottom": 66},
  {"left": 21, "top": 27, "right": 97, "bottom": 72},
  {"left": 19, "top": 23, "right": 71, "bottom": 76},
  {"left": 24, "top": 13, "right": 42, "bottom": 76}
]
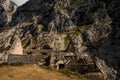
[
  {"left": 0, "top": 0, "right": 120, "bottom": 80},
  {"left": 0, "top": 0, "right": 17, "bottom": 26}
]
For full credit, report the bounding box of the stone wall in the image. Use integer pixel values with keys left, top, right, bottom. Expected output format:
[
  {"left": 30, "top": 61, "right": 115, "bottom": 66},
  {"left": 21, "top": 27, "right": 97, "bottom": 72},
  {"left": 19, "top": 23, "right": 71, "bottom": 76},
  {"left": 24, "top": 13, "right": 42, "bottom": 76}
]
[{"left": 8, "top": 54, "right": 48, "bottom": 64}]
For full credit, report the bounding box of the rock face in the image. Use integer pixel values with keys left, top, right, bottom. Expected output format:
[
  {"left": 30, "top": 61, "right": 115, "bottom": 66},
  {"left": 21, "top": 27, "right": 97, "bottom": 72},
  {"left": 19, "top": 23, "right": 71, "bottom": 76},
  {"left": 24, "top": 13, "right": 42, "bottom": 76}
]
[
  {"left": 0, "top": 0, "right": 17, "bottom": 26},
  {"left": 0, "top": 0, "right": 120, "bottom": 80}
]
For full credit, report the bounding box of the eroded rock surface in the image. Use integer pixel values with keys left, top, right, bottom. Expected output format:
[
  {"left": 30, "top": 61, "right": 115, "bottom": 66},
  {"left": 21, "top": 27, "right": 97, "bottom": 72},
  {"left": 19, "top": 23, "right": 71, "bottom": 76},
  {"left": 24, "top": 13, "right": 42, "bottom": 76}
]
[
  {"left": 0, "top": 0, "right": 120, "bottom": 80},
  {"left": 0, "top": 0, "right": 17, "bottom": 26}
]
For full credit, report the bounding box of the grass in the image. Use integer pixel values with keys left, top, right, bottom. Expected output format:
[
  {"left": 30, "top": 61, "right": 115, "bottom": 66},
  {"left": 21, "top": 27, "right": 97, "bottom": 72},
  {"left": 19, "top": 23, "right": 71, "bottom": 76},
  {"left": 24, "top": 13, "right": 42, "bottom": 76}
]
[
  {"left": 0, "top": 64, "right": 86, "bottom": 80},
  {"left": 60, "top": 69, "right": 85, "bottom": 79}
]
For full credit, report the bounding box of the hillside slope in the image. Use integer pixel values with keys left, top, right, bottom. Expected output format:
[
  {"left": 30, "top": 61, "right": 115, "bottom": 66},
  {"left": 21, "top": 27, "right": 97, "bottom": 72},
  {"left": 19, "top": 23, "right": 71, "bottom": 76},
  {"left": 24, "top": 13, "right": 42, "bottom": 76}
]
[{"left": 0, "top": 64, "right": 85, "bottom": 80}]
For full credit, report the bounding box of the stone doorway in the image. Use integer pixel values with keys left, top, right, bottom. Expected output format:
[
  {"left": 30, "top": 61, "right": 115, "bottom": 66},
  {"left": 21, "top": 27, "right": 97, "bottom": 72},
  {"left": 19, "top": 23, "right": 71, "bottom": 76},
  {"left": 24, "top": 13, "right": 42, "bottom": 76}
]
[{"left": 59, "top": 64, "right": 65, "bottom": 69}]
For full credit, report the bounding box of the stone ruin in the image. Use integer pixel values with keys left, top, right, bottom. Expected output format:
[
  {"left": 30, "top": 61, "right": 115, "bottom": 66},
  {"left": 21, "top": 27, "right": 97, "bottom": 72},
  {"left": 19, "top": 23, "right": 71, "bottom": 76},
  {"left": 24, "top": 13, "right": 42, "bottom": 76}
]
[{"left": 0, "top": 37, "right": 104, "bottom": 80}]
